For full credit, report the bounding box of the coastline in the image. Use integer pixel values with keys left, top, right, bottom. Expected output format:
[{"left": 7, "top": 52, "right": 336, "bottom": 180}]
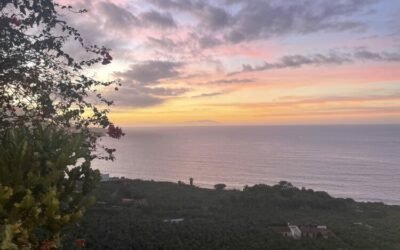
[
  {"left": 100, "top": 174, "right": 400, "bottom": 206},
  {"left": 63, "top": 178, "right": 400, "bottom": 249}
]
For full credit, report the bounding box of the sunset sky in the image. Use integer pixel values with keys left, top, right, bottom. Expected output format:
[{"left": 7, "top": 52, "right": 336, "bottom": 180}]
[{"left": 63, "top": 0, "right": 400, "bottom": 125}]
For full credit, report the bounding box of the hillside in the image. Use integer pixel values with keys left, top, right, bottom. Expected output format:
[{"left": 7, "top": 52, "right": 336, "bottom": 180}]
[{"left": 63, "top": 179, "right": 400, "bottom": 249}]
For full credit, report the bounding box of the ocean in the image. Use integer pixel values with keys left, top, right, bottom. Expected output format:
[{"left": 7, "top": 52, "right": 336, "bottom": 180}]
[{"left": 94, "top": 125, "right": 400, "bottom": 205}]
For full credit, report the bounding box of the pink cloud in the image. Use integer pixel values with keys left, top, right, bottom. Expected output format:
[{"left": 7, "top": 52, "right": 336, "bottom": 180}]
[{"left": 210, "top": 42, "right": 282, "bottom": 60}]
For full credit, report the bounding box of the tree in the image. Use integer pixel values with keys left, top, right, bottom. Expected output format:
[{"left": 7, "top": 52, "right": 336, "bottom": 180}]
[
  {"left": 0, "top": 0, "right": 122, "bottom": 150},
  {"left": 0, "top": 0, "right": 122, "bottom": 248},
  {"left": 214, "top": 183, "right": 226, "bottom": 191},
  {"left": 275, "top": 181, "right": 295, "bottom": 190}
]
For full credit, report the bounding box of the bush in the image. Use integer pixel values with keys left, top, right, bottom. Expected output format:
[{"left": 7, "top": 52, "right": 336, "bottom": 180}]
[
  {"left": 0, "top": 126, "right": 100, "bottom": 249},
  {"left": 214, "top": 184, "right": 227, "bottom": 191}
]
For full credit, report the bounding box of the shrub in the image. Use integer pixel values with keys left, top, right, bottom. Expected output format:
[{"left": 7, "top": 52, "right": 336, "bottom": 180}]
[
  {"left": 214, "top": 184, "right": 227, "bottom": 191},
  {"left": 0, "top": 126, "right": 99, "bottom": 249}
]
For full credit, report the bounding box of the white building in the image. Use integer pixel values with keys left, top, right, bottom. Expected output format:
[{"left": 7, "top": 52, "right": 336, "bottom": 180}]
[
  {"left": 100, "top": 173, "right": 110, "bottom": 182},
  {"left": 163, "top": 218, "right": 184, "bottom": 223},
  {"left": 288, "top": 223, "right": 302, "bottom": 239}
]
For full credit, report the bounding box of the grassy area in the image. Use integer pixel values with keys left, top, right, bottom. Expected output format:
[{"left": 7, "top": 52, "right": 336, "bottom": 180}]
[{"left": 63, "top": 179, "right": 400, "bottom": 249}]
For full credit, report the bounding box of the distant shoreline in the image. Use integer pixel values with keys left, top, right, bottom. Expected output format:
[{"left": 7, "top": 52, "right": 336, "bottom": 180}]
[
  {"left": 100, "top": 175, "right": 399, "bottom": 206},
  {"left": 117, "top": 123, "right": 400, "bottom": 128}
]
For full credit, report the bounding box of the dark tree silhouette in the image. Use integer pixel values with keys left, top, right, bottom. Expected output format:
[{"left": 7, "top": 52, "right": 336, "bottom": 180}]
[
  {"left": 0, "top": 0, "right": 123, "bottom": 152},
  {"left": 214, "top": 183, "right": 226, "bottom": 191}
]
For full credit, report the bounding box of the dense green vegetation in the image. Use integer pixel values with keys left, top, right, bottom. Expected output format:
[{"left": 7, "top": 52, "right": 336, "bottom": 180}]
[
  {"left": 0, "top": 126, "right": 100, "bottom": 249},
  {"left": 63, "top": 180, "right": 400, "bottom": 249}
]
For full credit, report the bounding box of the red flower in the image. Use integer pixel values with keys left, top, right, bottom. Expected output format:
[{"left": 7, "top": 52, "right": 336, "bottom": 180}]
[
  {"left": 39, "top": 240, "right": 54, "bottom": 250},
  {"left": 74, "top": 239, "right": 86, "bottom": 248},
  {"left": 10, "top": 17, "right": 21, "bottom": 26}
]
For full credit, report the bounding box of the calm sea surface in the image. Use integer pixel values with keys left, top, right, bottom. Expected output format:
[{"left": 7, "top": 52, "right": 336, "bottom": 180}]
[{"left": 94, "top": 125, "right": 400, "bottom": 205}]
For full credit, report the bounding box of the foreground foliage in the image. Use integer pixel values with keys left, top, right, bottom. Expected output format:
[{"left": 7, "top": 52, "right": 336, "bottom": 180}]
[
  {"left": 1, "top": 1, "right": 121, "bottom": 247},
  {"left": 0, "top": 0, "right": 118, "bottom": 134},
  {"left": 0, "top": 126, "right": 99, "bottom": 249},
  {"left": 64, "top": 180, "right": 400, "bottom": 250},
  {"left": 1, "top": 0, "right": 123, "bottom": 161}
]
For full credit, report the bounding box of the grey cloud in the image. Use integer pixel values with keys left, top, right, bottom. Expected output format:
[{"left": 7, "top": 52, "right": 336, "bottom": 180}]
[
  {"left": 147, "top": 1, "right": 231, "bottom": 30},
  {"left": 223, "top": 0, "right": 376, "bottom": 43},
  {"left": 115, "top": 60, "right": 184, "bottom": 84},
  {"left": 198, "top": 35, "right": 222, "bottom": 48},
  {"left": 200, "top": 6, "right": 232, "bottom": 30},
  {"left": 105, "top": 88, "right": 165, "bottom": 108},
  {"left": 117, "top": 94, "right": 164, "bottom": 108},
  {"left": 137, "top": 86, "right": 188, "bottom": 96},
  {"left": 231, "top": 50, "right": 400, "bottom": 75},
  {"left": 207, "top": 78, "right": 255, "bottom": 84},
  {"left": 222, "top": 0, "right": 243, "bottom": 5},
  {"left": 175, "top": 73, "right": 208, "bottom": 80},
  {"left": 105, "top": 84, "right": 188, "bottom": 108},
  {"left": 99, "top": 2, "right": 139, "bottom": 29},
  {"left": 140, "top": 10, "right": 177, "bottom": 28},
  {"left": 192, "top": 92, "right": 223, "bottom": 98},
  {"left": 144, "top": 0, "right": 377, "bottom": 46},
  {"left": 63, "top": 0, "right": 382, "bottom": 61},
  {"left": 279, "top": 53, "right": 352, "bottom": 67},
  {"left": 146, "top": 0, "right": 206, "bottom": 12},
  {"left": 355, "top": 50, "right": 400, "bottom": 61},
  {"left": 146, "top": 36, "right": 194, "bottom": 54},
  {"left": 147, "top": 37, "right": 178, "bottom": 50},
  {"left": 60, "top": 1, "right": 135, "bottom": 51},
  {"left": 110, "top": 61, "right": 187, "bottom": 107}
]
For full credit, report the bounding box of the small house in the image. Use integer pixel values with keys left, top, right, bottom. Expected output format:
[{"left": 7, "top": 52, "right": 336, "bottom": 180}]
[
  {"left": 163, "top": 218, "right": 184, "bottom": 223},
  {"left": 121, "top": 197, "right": 148, "bottom": 207},
  {"left": 299, "top": 224, "right": 334, "bottom": 239},
  {"left": 100, "top": 173, "right": 110, "bottom": 182},
  {"left": 269, "top": 223, "right": 301, "bottom": 240}
]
